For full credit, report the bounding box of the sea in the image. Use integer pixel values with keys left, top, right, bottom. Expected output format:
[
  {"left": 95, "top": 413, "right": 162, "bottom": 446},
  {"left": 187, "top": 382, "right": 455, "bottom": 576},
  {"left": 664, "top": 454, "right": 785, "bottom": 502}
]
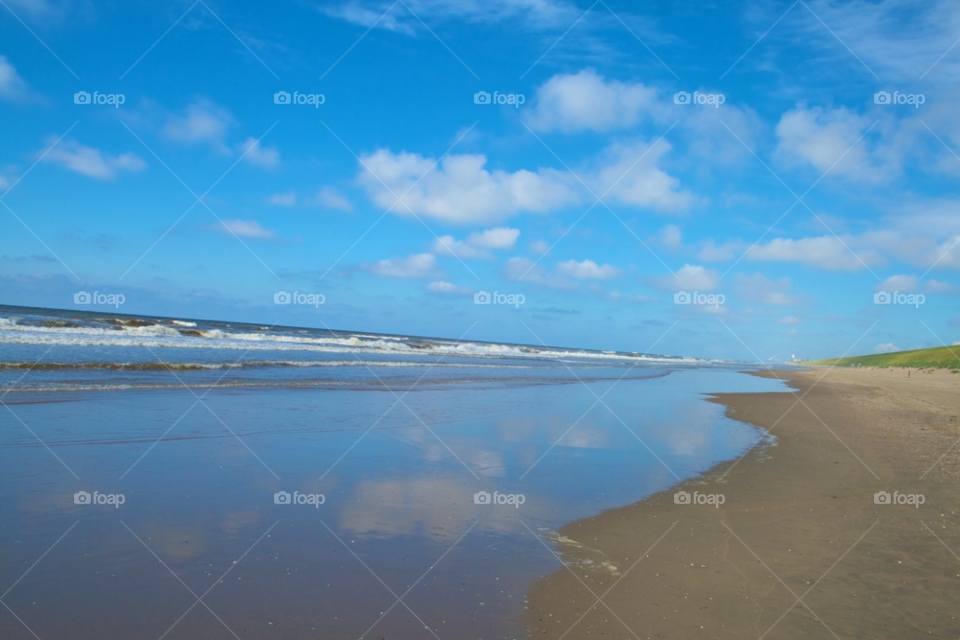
[{"left": 0, "top": 305, "right": 791, "bottom": 639}]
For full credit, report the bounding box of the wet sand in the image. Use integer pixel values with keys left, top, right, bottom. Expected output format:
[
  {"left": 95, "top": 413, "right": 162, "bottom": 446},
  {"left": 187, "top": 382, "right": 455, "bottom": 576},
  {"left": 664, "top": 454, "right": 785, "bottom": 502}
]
[{"left": 525, "top": 368, "right": 960, "bottom": 639}]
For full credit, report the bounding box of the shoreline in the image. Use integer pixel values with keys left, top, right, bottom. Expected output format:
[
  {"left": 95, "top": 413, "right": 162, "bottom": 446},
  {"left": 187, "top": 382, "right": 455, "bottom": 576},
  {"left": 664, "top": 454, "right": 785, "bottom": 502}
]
[{"left": 524, "top": 368, "right": 960, "bottom": 639}]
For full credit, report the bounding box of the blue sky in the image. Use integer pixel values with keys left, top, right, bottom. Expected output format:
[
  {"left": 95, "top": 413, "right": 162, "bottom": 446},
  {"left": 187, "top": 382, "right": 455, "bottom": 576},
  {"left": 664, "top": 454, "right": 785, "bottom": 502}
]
[{"left": 1, "top": 0, "right": 959, "bottom": 361}]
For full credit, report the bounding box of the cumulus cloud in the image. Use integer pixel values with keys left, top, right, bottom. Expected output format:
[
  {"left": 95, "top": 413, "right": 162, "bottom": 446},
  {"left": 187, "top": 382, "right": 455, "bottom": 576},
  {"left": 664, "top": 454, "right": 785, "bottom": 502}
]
[
  {"left": 779, "top": 315, "right": 801, "bottom": 324},
  {"left": 875, "top": 343, "right": 901, "bottom": 353},
  {"left": 432, "top": 227, "right": 520, "bottom": 259},
  {"left": 42, "top": 138, "right": 146, "bottom": 180},
  {"left": 877, "top": 274, "right": 917, "bottom": 292},
  {"left": 698, "top": 239, "right": 745, "bottom": 262},
  {"left": 431, "top": 236, "right": 492, "bottom": 259},
  {"left": 315, "top": 186, "right": 353, "bottom": 211},
  {"left": 652, "top": 264, "right": 719, "bottom": 292},
  {"left": 467, "top": 227, "right": 519, "bottom": 249},
  {"left": 216, "top": 219, "right": 277, "bottom": 240},
  {"left": 0, "top": 56, "right": 29, "bottom": 102},
  {"left": 357, "top": 149, "right": 577, "bottom": 224},
  {"left": 556, "top": 259, "right": 621, "bottom": 279},
  {"left": 659, "top": 224, "right": 682, "bottom": 250},
  {"left": 427, "top": 280, "right": 472, "bottom": 295},
  {"left": 358, "top": 137, "right": 693, "bottom": 222},
  {"left": 925, "top": 279, "right": 960, "bottom": 294},
  {"left": 502, "top": 256, "right": 575, "bottom": 290},
  {"left": 268, "top": 192, "right": 296, "bottom": 206},
  {"left": 163, "top": 99, "right": 234, "bottom": 152},
  {"left": 745, "top": 236, "right": 883, "bottom": 271},
  {"left": 774, "top": 105, "right": 895, "bottom": 182},
  {"left": 363, "top": 253, "right": 439, "bottom": 278},
  {"left": 527, "top": 69, "right": 663, "bottom": 133},
  {"left": 588, "top": 139, "right": 695, "bottom": 213},
  {"left": 238, "top": 137, "right": 280, "bottom": 168},
  {"left": 734, "top": 273, "right": 802, "bottom": 305}
]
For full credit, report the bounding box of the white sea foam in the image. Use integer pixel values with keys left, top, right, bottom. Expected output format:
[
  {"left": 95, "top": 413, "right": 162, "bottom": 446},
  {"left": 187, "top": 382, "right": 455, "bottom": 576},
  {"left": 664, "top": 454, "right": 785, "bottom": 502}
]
[{"left": 0, "top": 318, "right": 704, "bottom": 365}]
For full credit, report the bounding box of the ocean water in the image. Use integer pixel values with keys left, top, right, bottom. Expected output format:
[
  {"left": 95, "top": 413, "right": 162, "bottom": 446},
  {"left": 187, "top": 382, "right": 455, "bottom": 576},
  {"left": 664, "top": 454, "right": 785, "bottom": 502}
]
[{"left": 0, "top": 306, "right": 789, "bottom": 639}]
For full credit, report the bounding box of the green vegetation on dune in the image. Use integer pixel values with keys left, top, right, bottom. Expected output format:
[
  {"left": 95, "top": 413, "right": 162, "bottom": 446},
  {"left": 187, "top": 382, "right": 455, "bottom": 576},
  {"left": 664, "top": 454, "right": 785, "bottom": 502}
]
[{"left": 808, "top": 345, "right": 960, "bottom": 369}]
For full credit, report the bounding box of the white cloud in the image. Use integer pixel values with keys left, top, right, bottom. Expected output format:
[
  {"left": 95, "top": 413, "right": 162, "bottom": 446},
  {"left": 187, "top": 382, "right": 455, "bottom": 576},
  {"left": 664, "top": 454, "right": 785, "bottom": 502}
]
[
  {"left": 316, "top": 186, "right": 353, "bottom": 211},
  {"left": 734, "top": 273, "right": 801, "bottom": 305},
  {"left": 589, "top": 139, "right": 695, "bottom": 213},
  {"left": 652, "top": 264, "right": 719, "bottom": 292},
  {"left": 363, "top": 253, "right": 439, "bottom": 278},
  {"left": 774, "top": 105, "right": 894, "bottom": 182},
  {"left": 529, "top": 239, "right": 550, "bottom": 255},
  {"left": 467, "top": 227, "right": 519, "bottom": 249},
  {"left": 268, "top": 192, "right": 296, "bottom": 206},
  {"left": 745, "top": 236, "right": 883, "bottom": 270},
  {"left": 322, "top": 0, "right": 577, "bottom": 33},
  {"left": 925, "top": 279, "right": 960, "bottom": 294},
  {"left": 42, "top": 138, "right": 146, "bottom": 180},
  {"left": 502, "top": 256, "right": 574, "bottom": 290},
  {"left": 238, "top": 137, "right": 279, "bottom": 168},
  {"left": 527, "top": 69, "right": 662, "bottom": 133},
  {"left": 782, "top": 0, "right": 960, "bottom": 84},
  {"left": 699, "top": 239, "right": 745, "bottom": 262},
  {"left": 431, "top": 236, "right": 492, "bottom": 259},
  {"left": 779, "top": 315, "right": 801, "bottom": 324},
  {"left": 877, "top": 274, "right": 917, "bottom": 292},
  {"left": 659, "top": 225, "right": 682, "bottom": 250},
  {"left": 556, "top": 259, "right": 621, "bottom": 280},
  {"left": 217, "top": 219, "right": 276, "bottom": 240},
  {"left": 0, "top": 56, "right": 28, "bottom": 102},
  {"left": 427, "top": 281, "right": 472, "bottom": 295},
  {"left": 357, "top": 149, "right": 577, "bottom": 224},
  {"left": 875, "top": 343, "right": 901, "bottom": 353},
  {"left": 163, "top": 99, "right": 234, "bottom": 153},
  {"left": 432, "top": 227, "right": 520, "bottom": 260}
]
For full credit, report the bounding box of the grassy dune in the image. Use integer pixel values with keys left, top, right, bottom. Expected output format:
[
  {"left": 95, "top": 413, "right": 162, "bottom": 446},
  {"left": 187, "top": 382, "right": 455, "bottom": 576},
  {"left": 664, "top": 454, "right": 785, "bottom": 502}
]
[{"left": 808, "top": 345, "right": 960, "bottom": 369}]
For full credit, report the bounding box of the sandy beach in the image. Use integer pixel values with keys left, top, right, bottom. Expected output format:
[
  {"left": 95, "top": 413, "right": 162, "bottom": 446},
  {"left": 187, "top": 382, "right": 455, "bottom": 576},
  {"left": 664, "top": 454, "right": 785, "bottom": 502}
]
[{"left": 525, "top": 368, "right": 960, "bottom": 639}]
